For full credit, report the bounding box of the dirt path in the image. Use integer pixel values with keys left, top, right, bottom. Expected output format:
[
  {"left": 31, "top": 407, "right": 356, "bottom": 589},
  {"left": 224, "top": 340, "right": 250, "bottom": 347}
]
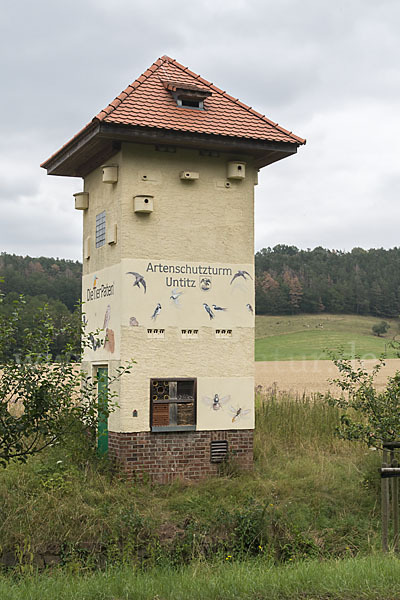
[{"left": 255, "top": 358, "right": 400, "bottom": 395}]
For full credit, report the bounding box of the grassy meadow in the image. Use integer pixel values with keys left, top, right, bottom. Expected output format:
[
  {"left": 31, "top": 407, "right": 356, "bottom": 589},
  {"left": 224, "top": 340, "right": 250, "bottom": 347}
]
[
  {"left": 2, "top": 556, "right": 400, "bottom": 600},
  {"left": 0, "top": 390, "right": 384, "bottom": 584},
  {"left": 2, "top": 313, "right": 399, "bottom": 597},
  {"left": 255, "top": 313, "right": 400, "bottom": 361}
]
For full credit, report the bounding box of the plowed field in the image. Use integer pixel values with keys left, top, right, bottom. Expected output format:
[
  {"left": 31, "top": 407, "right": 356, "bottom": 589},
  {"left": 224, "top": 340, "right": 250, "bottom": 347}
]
[{"left": 255, "top": 358, "right": 400, "bottom": 394}]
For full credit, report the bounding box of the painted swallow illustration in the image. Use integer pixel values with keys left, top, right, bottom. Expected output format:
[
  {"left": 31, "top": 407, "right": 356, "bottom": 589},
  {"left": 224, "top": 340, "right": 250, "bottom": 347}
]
[
  {"left": 230, "top": 270, "right": 253, "bottom": 284},
  {"left": 88, "top": 333, "right": 101, "bottom": 351},
  {"left": 212, "top": 304, "right": 227, "bottom": 311},
  {"left": 151, "top": 303, "right": 162, "bottom": 320},
  {"left": 246, "top": 303, "right": 254, "bottom": 315},
  {"left": 170, "top": 289, "right": 183, "bottom": 305},
  {"left": 126, "top": 271, "right": 146, "bottom": 293},
  {"left": 203, "top": 303, "right": 215, "bottom": 320}
]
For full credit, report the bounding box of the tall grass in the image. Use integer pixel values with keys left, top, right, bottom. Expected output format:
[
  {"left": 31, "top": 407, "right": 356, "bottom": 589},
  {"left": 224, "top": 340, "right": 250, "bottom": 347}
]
[
  {"left": 1, "top": 555, "right": 400, "bottom": 600},
  {"left": 0, "top": 388, "right": 382, "bottom": 571},
  {"left": 255, "top": 386, "right": 342, "bottom": 452}
]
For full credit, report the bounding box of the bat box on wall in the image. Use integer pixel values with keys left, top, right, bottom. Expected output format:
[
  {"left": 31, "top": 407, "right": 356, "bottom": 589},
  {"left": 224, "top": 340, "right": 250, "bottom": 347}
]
[
  {"left": 107, "top": 223, "right": 118, "bottom": 245},
  {"left": 84, "top": 236, "right": 91, "bottom": 260},
  {"left": 102, "top": 165, "right": 118, "bottom": 184},
  {"left": 227, "top": 161, "right": 246, "bottom": 180},
  {"left": 73, "top": 192, "right": 89, "bottom": 210},
  {"left": 134, "top": 195, "right": 154, "bottom": 213}
]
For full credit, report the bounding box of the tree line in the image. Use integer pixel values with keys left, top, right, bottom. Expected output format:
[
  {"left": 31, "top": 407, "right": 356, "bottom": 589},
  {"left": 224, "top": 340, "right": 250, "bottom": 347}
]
[
  {"left": 0, "top": 253, "right": 82, "bottom": 359},
  {"left": 256, "top": 245, "right": 400, "bottom": 317},
  {"left": 2, "top": 246, "right": 400, "bottom": 342}
]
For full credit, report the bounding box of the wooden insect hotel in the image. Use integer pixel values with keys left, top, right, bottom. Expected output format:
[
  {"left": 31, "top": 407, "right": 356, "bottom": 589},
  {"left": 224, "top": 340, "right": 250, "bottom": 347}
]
[{"left": 41, "top": 56, "right": 305, "bottom": 482}]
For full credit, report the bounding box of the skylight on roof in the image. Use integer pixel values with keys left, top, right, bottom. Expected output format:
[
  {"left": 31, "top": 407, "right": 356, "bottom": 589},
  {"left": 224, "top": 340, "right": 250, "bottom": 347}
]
[{"left": 163, "top": 80, "right": 212, "bottom": 111}]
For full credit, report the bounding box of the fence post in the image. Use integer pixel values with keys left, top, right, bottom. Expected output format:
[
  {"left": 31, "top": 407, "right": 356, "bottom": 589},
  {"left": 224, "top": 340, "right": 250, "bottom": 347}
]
[
  {"left": 382, "top": 448, "right": 389, "bottom": 552},
  {"left": 392, "top": 458, "right": 399, "bottom": 551}
]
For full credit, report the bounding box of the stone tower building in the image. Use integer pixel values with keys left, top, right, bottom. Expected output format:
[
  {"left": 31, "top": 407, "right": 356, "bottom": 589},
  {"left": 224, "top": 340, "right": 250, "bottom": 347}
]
[{"left": 42, "top": 56, "right": 305, "bottom": 482}]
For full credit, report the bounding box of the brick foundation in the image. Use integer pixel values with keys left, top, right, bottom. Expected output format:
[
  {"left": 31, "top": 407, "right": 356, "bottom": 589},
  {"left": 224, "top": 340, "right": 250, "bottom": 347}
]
[{"left": 108, "top": 429, "right": 253, "bottom": 483}]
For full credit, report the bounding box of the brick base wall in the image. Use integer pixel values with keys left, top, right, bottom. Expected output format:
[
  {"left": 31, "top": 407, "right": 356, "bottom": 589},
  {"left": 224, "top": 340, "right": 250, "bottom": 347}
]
[{"left": 108, "top": 429, "right": 253, "bottom": 483}]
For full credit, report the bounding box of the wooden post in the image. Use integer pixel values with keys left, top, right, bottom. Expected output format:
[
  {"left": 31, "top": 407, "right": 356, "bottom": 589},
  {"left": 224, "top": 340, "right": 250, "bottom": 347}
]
[
  {"left": 382, "top": 449, "right": 389, "bottom": 552},
  {"left": 392, "top": 459, "right": 399, "bottom": 551}
]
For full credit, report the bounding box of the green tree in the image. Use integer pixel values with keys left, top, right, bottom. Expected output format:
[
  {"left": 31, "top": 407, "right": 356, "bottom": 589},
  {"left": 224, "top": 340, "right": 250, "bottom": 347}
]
[
  {"left": 372, "top": 321, "right": 389, "bottom": 337},
  {"left": 327, "top": 355, "right": 400, "bottom": 449},
  {"left": 255, "top": 245, "right": 400, "bottom": 317},
  {"left": 0, "top": 286, "right": 134, "bottom": 466}
]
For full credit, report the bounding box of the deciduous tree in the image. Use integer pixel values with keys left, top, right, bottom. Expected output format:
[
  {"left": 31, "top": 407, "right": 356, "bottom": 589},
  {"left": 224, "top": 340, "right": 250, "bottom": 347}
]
[
  {"left": 327, "top": 355, "right": 400, "bottom": 449},
  {"left": 0, "top": 284, "right": 134, "bottom": 466}
]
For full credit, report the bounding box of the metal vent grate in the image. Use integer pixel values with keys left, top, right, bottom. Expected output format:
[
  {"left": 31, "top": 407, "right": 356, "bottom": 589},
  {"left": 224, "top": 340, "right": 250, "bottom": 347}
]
[{"left": 210, "top": 440, "right": 228, "bottom": 463}]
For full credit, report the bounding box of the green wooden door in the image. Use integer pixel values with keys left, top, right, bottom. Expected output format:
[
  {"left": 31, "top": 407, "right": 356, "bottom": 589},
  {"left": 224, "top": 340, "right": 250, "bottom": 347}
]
[{"left": 97, "top": 366, "right": 109, "bottom": 455}]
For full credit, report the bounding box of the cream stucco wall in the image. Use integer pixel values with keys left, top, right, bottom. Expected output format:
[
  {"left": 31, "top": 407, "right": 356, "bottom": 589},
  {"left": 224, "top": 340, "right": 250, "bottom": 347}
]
[
  {"left": 82, "top": 152, "right": 122, "bottom": 275},
  {"left": 80, "top": 142, "right": 257, "bottom": 434},
  {"left": 82, "top": 144, "right": 256, "bottom": 270},
  {"left": 119, "top": 143, "right": 255, "bottom": 264},
  {"left": 118, "top": 327, "right": 254, "bottom": 432}
]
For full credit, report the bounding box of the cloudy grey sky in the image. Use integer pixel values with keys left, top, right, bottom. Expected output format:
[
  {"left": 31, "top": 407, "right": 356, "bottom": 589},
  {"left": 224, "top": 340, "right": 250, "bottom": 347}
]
[{"left": 1, "top": 0, "right": 399, "bottom": 261}]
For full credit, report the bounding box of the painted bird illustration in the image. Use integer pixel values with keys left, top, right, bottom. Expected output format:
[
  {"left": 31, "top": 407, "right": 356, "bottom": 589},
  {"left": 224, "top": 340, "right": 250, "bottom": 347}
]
[
  {"left": 151, "top": 303, "right": 162, "bottom": 320},
  {"left": 126, "top": 271, "right": 146, "bottom": 293},
  {"left": 103, "top": 304, "right": 111, "bottom": 329},
  {"left": 170, "top": 289, "right": 183, "bottom": 305},
  {"left": 202, "top": 393, "right": 231, "bottom": 411},
  {"left": 200, "top": 278, "right": 212, "bottom": 291},
  {"left": 203, "top": 303, "right": 215, "bottom": 320},
  {"left": 88, "top": 333, "right": 101, "bottom": 351},
  {"left": 230, "top": 270, "right": 253, "bottom": 284},
  {"left": 212, "top": 304, "right": 227, "bottom": 311},
  {"left": 230, "top": 406, "right": 251, "bottom": 422},
  {"left": 246, "top": 303, "right": 254, "bottom": 315}
]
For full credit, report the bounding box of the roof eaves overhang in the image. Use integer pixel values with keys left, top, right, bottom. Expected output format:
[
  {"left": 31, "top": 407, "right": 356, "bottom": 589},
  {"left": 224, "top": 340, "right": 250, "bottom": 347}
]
[{"left": 41, "top": 121, "right": 300, "bottom": 176}]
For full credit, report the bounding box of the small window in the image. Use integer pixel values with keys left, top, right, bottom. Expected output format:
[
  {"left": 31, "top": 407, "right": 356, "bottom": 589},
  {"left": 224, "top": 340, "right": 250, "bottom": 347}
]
[
  {"left": 176, "top": 98, "right": 204, "bottom": 110},
  {"left": 164, "top": 80, "right": 212, "bottom": 112},
  {"left": 150, "top": 378, "right": 196, "bottom": 432},
  {"left": 95, "top": 211, "right": 106, "bottom": 248}
]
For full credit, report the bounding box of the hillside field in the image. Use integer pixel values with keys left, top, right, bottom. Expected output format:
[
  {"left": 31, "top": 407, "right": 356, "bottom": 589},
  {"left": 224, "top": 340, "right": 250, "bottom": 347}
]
[{"left": 255, "top": 313, "right": 400, "bottom": 361}]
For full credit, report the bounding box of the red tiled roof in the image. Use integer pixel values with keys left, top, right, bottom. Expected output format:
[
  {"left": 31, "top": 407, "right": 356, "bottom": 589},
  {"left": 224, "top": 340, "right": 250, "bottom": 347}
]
[
  {"left": 162, "top": 80, "right": 211, "bottom": 94},
  {"left": 93, "top": 56, "right": 305, "bottom": 145}
]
